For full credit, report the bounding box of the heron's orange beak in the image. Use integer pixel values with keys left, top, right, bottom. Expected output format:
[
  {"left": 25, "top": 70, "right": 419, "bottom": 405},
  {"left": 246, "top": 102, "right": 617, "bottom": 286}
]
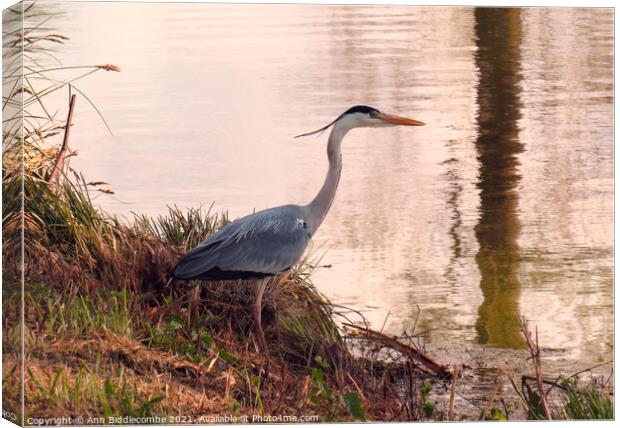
[{"left": 378, "top": 112, "right": 425, "bottom": 126}]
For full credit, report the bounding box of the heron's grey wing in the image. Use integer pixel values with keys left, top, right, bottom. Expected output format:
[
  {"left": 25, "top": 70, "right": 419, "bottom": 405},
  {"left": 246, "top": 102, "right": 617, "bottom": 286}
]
[{"left": 173, "top": 207, "right": 310, "bottom": 280}]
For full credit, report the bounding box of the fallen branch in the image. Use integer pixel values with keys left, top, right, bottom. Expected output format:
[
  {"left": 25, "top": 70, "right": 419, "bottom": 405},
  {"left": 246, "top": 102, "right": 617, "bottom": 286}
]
[
  {"left": 344, "top": 323, "right": 451, "bottom": 379},
  {"left": 520, "top": 317, "right": 552, "bottom": 420},
  {"left": 48, "top": 93, "right": 76, "bottom": 186}
]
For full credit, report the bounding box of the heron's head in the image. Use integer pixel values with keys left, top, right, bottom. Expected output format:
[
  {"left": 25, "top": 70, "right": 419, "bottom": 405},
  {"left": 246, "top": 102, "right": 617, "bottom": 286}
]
[{"left": 295, "top": 105, "right": 425, "bottom": 138}]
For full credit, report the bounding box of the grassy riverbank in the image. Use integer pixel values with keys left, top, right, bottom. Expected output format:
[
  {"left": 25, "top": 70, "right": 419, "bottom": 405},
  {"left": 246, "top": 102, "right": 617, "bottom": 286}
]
[{"left": 3, "top": 172, "right": 452, "bottom": 422}]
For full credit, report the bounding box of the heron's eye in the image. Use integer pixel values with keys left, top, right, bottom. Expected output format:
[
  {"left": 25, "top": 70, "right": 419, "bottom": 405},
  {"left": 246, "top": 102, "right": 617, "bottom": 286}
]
[{"left": 369, "top": 111, "right": 378, "bottom": 118}]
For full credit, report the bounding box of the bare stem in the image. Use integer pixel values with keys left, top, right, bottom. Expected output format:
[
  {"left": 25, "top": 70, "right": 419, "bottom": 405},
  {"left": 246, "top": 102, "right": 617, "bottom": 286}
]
[
  {"left": 48, "top": 93, "right": 76, "bottom": 186},
  {"left": 520, "top": 317, "right": 552, "bottom": 420},
  {"left": 448, "top": 364, "right": 459, "bottom": 420}
]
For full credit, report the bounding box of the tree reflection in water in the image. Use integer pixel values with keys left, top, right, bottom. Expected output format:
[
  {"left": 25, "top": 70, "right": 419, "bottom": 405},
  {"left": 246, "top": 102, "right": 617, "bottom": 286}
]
[{"left": 473, "top": 8, "right": 526, "bottom": 349}]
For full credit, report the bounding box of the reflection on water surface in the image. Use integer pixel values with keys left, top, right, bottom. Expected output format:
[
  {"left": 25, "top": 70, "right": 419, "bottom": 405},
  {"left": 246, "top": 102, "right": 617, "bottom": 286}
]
[
  {"left": 473, "top": 8, "right": 525, "bottom": 349},
  {"left": 49, "top": 3, "right": 612, "bottom": 369}
]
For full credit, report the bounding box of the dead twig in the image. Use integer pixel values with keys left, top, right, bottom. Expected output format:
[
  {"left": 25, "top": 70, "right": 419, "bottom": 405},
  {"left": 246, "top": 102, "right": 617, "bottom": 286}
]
[
  {"left": 565, "top": 361, "right": 613, "bottom": 382},
  {"left": 521, "top": 375, "right": 567, "bottom": 393},
  {"left": 520, "top": 317, "right": 552, "bottom": 420},
  {"left": 347, "top": 372, "right": 366, "bottom": 401}
]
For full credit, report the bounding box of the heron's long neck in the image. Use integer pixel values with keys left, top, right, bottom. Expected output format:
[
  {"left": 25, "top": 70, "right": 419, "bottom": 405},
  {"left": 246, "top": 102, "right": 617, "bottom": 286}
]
[{"left": 306, "top": 123, "right": 348, "bottom": 235}]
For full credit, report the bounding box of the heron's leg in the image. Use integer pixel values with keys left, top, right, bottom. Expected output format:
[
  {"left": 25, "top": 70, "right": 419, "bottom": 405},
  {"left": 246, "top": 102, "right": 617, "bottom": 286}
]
[
  {"left": 252, "top": 277, "right": 270, "bottom": 354},
  {"left": 189, "top": 284, "right": 201, "bottom": 320}
]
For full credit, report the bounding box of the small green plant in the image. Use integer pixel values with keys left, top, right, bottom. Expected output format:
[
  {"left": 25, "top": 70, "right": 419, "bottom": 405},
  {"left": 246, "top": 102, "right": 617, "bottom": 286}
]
[
  {"left": 144, "top": 314, "right": 213, "bottom": 364},
  {"left": 423, "top": 402, "right": 436, "bottom": 418},
  {"left": 522, "top": 388, "right": 547, "bottom": 420},
  {"left": 308, "top": 358, "right": 366, "bottom": 421},
  {"left": 487, "top": 407, "right": 507, "bottom": 421},
  {"left": 228, "top": 401, "right": 242, "bottom": 413},
  {"left": 419, "top": 383, "right": 435, "bottom": 418},
  {"left": 340, "top": 392, "right": 366, "bottom": 421},
  {"left": 562, "top": 378, "right": 613, "bottom": 420},
  {"left": 512, "top": 374, "right": 613, "bottom": 420},
  {"left": 237, "top": 367, "right": 264, "bottom": 414},
  {"left": 103, "top": 378, "right": 164, "bottom": 417},
  {"left": 250, "top": 373, "right": 264, "bottom": 411}
]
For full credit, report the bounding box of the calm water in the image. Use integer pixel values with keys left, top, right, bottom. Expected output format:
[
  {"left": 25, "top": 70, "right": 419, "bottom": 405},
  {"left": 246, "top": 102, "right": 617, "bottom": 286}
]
[{"left": 48, "top": 4, "right": 612, "bottom": 368}]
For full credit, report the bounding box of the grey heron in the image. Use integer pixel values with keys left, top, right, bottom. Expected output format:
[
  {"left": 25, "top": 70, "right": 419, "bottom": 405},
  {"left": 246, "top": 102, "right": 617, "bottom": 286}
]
[{"left": 173, "top": 105, "right": 425, "bottom": 353}]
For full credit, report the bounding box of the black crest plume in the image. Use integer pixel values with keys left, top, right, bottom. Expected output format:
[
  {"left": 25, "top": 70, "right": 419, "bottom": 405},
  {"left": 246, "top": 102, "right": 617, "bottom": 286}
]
[{"left": 295, "top": 105, "right": 380, "bottom": 138}]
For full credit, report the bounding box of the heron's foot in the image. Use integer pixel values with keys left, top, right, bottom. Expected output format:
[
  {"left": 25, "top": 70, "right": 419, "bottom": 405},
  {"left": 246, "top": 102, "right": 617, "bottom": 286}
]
[{"left": 252, "top": 302, "right": 269, "bottom": 354}]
